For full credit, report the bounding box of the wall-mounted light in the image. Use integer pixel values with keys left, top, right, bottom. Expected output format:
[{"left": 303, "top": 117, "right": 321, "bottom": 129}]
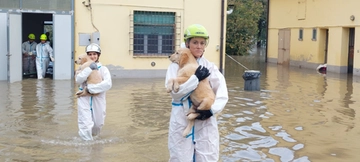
[
  {"left": 227, "top": 4, "right": 234, "bottom": 15},
  {"left": 350, "top": 15, "right": 355, "bottom": 21},
  {"left": 82, "top": 0, "right": 90, "bottom": 7}
]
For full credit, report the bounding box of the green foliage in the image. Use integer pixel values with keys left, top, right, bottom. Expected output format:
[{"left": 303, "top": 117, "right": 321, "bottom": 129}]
[{"left": 226, "top": 0, "right": 264, "bottom": 55}]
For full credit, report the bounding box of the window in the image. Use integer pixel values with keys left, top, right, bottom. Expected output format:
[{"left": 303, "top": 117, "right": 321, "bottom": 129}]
[
  {"left": 312, "top": 28, "right": 317, "bottom": 41},
  {"left": 298, "top": 28, "right": 303, "bottom": 41},
  {"left": 44, "top": 21, "right": 53, "bottom": 46},
  {"left": 131, "top": 11, "right": 176, "bottom": 56}
]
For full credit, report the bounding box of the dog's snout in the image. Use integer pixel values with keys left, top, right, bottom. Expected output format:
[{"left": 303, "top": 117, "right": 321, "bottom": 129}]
[{"left": 168, "top": 55, "right": 171, "bottom": 58}]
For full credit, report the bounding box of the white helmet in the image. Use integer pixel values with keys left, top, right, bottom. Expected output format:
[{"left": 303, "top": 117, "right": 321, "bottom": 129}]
[{"left": 86, "top": 43, "right": 101, "bottom": 54}]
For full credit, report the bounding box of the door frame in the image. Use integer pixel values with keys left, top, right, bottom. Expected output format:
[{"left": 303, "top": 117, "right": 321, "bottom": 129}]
[
  {"left": 3, "top": 10, "right": 74, "bottom": 82},
  {"left": 53, "top": 14, "right": 73, "bottom": 80},
  {"left": 7, "top": 13, "right": 22, "bottom": 83},
  {"left": 0, "top": 12, "right": 8, "bottom": 81}
]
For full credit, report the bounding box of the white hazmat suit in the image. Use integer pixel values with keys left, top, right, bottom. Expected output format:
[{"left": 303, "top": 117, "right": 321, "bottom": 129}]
[
  {"left": 35, "top": 43, "right": 54, "bottom": 79},
  {"left": 165, "top": 57, "right": 229, "bottom": 162},
  {"left": 76, "top": 62, "right": 112, "bottom": 141},
  {"left": 22, "top": 41, "right": 37, "bottom": 74}
]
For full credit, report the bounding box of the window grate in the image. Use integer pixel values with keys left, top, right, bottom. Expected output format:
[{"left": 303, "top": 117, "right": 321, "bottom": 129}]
[
  {"left": 298, "top": 28, "right": 303, "bottom": 41},
  {"left": 129, "top": 11, "right": 181, "bottom": 57},
  {"left": 312, "top": 28, "right": 317, "bottom": 41}
]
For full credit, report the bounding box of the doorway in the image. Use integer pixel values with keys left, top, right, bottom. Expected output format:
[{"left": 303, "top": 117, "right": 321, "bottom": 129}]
[
  {"left": 319, "top": 28, "right": 329, "bottom": 64},
  {"left": 278, "top": 28, "right": 291, "bottom": 65},
  {"left": 22, "top": 13, "right": 53, "bottom": 79},
  {"left": 348, "top": 28, "right": 355, "bottom": 74},
  {"left": 324, "top": 29, "right": 329, "bottom": 64}
]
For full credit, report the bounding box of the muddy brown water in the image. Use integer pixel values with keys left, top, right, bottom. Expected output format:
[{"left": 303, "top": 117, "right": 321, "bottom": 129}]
[{"left": 1, "top": 48, "right": 359, "bottom": 161}]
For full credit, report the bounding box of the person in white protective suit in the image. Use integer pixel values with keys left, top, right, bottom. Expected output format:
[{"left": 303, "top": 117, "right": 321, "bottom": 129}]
[
  {"left": 22, "top": 33, "right": 37, "bottom": 75},
  {"left": 35, "top": 34, "right": 54, "bottom": 79},
  {"left": 165, "top": 24, "right": 229, "bottom": 162},
  {"left": 75, "top": 43, "right": 112, "bottom": 141}
]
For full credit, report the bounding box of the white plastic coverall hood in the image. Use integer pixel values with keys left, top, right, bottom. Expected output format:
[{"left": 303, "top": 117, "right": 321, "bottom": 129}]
[
  {"left": 165, "top": 57, "right": 229, "bottom": 161},
  {"left": 35, "top": 43, "right": 53, "bottom": 79},
  {"left": 76, "top": 62, "right": 112, "bottom": 140}
]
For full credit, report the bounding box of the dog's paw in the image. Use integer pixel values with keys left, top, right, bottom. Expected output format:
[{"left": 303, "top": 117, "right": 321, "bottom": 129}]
[
  {"left": 173, "top": 82, "right": 180, "bottom": 93},
  {"left": 182, "top": 130, "right": 189, "bottom": 137},
  {"left": 166, "top": 80, "right": 174, "bottom": 93},
  {"left": 166, "top": 86, "right": 172, "bottom": 93},
  {"left": 187, "top": 113, "right": 199, "bottom": 120},
  {"left": 76, "top": 90, "right": 83, "bottom": 95}
]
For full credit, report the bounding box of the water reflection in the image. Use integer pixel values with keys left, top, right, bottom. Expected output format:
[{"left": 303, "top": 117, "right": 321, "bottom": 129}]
[
  {"left": 222, "top": 47, "right": 360, "bottom": 161},
  {"left": 0, "top": 47, "right": 359, "bottom": 161}
]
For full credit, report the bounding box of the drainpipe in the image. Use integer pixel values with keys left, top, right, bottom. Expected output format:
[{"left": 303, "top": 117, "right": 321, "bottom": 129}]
[
  {"left": 219, "top": 0, "right": 225, "bottom": 73},
  {"left": 265, "top": 0, "right": 270, "bottom": 62}
]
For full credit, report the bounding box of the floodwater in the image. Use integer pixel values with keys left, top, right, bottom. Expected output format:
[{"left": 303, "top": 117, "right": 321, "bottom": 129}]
[{"left": 1, "top": 47, "right": 360, "bottom": 162}]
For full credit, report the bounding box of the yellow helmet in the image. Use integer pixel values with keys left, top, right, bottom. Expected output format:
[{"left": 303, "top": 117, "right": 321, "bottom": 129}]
[
  {"left": 40, "top": 34, "right": 47, "bottom": 41},
  {"left": 28, "top": 33, "right": 35, "bottom": 40},
  {"left": 183, "top": 24, "right": 209, "bottom": 42}
]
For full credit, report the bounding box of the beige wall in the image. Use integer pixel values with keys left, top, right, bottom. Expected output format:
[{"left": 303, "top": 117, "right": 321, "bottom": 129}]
[
  {"left": 75, "top": 0, "right": 227, "bottom": 78},
  {"left": 268, "top": 0, "right": 360, "bottom": 74}
]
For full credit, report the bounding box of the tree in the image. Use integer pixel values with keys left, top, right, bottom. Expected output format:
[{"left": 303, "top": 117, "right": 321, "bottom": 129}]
[
  {"left": 226, "top": 0, "right": 263, "bottom": 55},
  {"left": 257, "top": 0, "right": 268, "bottom": 48}
]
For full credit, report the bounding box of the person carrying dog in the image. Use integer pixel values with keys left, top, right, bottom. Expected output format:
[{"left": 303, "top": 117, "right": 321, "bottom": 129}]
[
  {"left": 165, "top": 24, "right": 229, "bottom": 161},
  {"left": 22, "top": 33, "right": 37, "bottom": 75},
  {"left": 75, "top": 43, "right": 112, "bottom": 141},
  {"left": 35, "top": 34, "right": 54, "bottom": 79}
]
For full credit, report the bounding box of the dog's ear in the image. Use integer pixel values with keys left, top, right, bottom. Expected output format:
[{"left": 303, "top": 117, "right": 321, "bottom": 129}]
[
  {"left": 81, "top": 55, "right": 87, "bottom": 64},
  {"left": 179, "top": 51, "right": 189, "bottom": 67}
]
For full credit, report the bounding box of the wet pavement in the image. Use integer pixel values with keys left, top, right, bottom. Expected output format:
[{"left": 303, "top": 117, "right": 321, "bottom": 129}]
[{"left": 1, "top": 48, "right": 360, "bottom": 161}]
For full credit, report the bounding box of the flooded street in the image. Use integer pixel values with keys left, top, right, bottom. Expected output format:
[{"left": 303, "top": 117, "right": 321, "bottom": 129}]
[{"left": 1, "top": 48, "right": 360, "bottom": 161}]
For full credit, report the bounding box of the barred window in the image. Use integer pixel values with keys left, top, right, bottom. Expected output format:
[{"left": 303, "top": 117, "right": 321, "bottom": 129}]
[
  {"left": 131, "top": 11, "right": 176, "bottom": 56},
  {"left": 312, "top": 28, "right": 317, "bottom": 41},
  {"left": 298, "top": 28, "right": 303, "bottom": 41}
]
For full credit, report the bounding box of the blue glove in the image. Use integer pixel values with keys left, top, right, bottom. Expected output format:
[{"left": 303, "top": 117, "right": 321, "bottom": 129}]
[
  {"left": 195, "top": 65, "right": 210, "bottom": 81},
  {"left": 89, "top": 62, "right": 98, "bottom": 70},
  {"left": 195, "top": 110, "right": 213, "bottom": 120}
]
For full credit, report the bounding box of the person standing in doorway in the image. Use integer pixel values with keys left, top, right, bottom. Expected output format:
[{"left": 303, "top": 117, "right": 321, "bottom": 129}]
[
  {"left": 22, "top": 33, "right": 37, "bottom": 75},
  {"left": 165, "top": 24, "right": 229, "bottom": 161},
  {"left": 76, "top": 43, "right": 112, "bottom": 141},
  {"left": 35, "top": 34, "right": 54, "bottom": 79}
]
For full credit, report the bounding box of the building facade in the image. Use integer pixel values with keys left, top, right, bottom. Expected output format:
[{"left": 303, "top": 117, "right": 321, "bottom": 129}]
[
  {"left": 0, "top": 0, "right": 228, "bottom": 82},
  {"left": 267, "top": 0, "right": 360, "bottom": 75},
  {"left": 74, "top": 0, "right": 228, "bottom": 78}
]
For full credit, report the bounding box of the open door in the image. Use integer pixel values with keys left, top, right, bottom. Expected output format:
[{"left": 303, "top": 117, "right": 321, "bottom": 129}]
[
  {"left": 8, "top": 13, "right": 22, "bottom": 83},
  {"left": 0, "top": 13, "right": 7, "bottom": 80},
  {"left": 53, "top": 14, "right": 73, "bottom": 80}
]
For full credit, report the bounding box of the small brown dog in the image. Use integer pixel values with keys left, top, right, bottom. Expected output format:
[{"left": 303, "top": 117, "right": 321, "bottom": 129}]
[
  {"left": 75, "top": 53, "right": 102, "bottom": 97},
  {"left": 166, "top": 48, "right": 215, "bottom": 137}
]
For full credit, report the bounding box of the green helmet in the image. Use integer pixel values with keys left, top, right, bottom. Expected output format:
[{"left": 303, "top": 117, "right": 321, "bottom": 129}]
[
  {"left": 40, "top": 34, "right": 47, "bottom": 41},
  {"left": 183, "top": 24, "right": 209, "bottom": 42},
  {"left": 28, "top": 33, "right": 35, "bottom": 40}
]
